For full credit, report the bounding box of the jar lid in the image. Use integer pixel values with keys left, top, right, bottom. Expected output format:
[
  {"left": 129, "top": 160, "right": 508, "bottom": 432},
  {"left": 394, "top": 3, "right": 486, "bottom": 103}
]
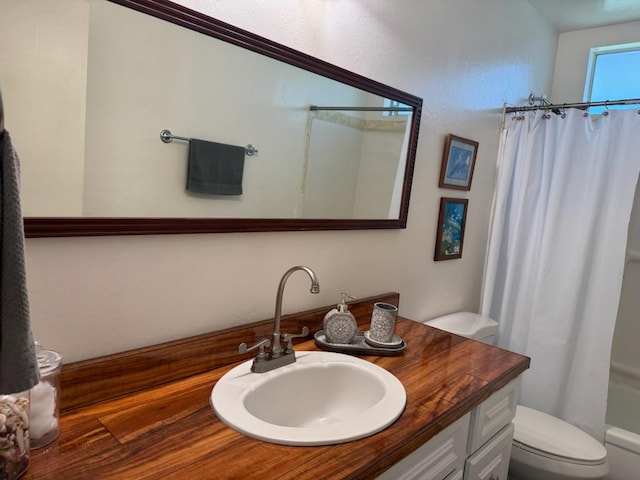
[{"left": 35, "top": 341, "right": 63, "bottom": 376}]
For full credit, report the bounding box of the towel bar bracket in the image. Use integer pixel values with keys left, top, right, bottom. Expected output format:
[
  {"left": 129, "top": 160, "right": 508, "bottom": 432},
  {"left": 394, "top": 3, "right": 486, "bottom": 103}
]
[
  {"left": 245, "top": 144, "right": 258, "bottom": 156},
  {"left": 160, "top": 129, "right": 258, "bottom": 156}
]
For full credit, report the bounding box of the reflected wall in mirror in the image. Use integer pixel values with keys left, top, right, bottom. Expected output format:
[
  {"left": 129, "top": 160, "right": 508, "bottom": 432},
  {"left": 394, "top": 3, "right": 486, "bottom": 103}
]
[{"left": 0, "top": 0, "right": 422, "bottom": 237}]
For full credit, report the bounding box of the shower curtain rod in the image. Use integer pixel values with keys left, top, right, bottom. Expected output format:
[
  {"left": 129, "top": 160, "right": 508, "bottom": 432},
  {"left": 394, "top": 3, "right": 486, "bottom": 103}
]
[
  {"left": 505, "top": 97, "right": 640, "bottom": 113},
  {"left": 309, "top": 105, "right": 413, "bottom": 112}
]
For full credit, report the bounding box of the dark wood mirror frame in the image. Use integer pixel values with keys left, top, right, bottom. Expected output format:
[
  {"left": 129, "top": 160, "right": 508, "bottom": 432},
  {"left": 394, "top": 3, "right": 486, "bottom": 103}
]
[{"left": 24, "top": 0, "right": 422, "bottom": 238}]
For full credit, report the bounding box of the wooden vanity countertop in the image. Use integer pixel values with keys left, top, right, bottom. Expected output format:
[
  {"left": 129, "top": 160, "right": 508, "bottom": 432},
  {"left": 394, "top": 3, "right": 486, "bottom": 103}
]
[{"left": 26, "top": 318, "right": 529, "bottom": 480}]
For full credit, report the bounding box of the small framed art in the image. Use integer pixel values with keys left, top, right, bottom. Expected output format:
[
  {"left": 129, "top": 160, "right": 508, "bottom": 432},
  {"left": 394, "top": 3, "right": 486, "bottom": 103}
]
[
  {"left": 439, "top": 134, "right": 478, "bottom": 191},
  {"left": 434, "top": 197, "right": 468, "bottom": 261}
]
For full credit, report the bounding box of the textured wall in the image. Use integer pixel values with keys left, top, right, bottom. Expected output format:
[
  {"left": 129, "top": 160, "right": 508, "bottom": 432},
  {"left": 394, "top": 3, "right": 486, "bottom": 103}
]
[{"left": 25, "top": 0, "right": 557, "bottom": 362}]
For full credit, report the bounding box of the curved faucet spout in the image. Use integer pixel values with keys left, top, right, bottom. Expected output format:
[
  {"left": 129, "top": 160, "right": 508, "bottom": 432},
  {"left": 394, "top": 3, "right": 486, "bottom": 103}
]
[{"left": 272, "top": 266, "right": 320, "bottom": 357}]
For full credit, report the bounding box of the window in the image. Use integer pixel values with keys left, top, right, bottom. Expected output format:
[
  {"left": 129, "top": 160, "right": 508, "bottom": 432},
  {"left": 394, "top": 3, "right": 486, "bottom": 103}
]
[
  {"left": 584, "top": 42, "right": 640, "bottom": 114},
  {"left": 383, "top": 98, "right": 411, "bottom": 117}
]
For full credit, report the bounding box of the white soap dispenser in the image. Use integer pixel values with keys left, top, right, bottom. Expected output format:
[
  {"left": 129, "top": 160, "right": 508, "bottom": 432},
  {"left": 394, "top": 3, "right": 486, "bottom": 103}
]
[{"left": 323, "top": 292, "right": 357, "bottom": 344}]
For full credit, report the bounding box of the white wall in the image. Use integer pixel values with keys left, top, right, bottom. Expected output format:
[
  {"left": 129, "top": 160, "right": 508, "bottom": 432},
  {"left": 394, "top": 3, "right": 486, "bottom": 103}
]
[
  {"left": 302, "top": 113, "right": 406, "bottom": 219},
  {"left": 24, "top": 0, "right": 557, "bottom": 362},
  {"left": 355, "top": 127, "right": 406, "bottom": 219},
  {"left": 302, "top": 116, "right": 364, "bottom": 218},
  {"left": 0, "top": 0, "right": 88, "bottom": 216}
]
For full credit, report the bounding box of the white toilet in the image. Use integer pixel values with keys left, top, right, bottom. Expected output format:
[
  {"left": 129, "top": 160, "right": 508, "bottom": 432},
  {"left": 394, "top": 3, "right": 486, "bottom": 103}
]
[{"left": 424, "top": 312, "right": 609, "bottom": 480}]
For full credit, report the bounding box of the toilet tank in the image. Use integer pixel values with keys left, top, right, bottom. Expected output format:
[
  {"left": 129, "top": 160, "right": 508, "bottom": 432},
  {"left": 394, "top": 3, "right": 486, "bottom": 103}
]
[{"left": 424, "top": 312, "right": 498, "bottom": 345}]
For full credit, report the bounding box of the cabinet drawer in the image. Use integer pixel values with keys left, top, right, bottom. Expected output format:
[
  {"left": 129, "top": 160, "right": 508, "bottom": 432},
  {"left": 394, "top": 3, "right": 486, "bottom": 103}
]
[
  {"left": 444, "top": 469, "right": 463, "bottom": 480},
  {"left": 467, "top": 377, "right": 519, "bottom": 454},
  {"left": 377, "top": 413, "right": 470, "bottom": 480},
  {"left": 464, "top": 423, "right": 514, "bottom": 480}
]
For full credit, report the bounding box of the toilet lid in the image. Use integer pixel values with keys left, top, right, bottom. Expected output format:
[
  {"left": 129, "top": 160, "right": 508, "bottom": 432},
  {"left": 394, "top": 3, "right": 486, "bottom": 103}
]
[
  {"left": 513, "top": 406, "right": 607, "bottom": 463},
  {"left": 424, "top": 312, "right": 497, "bottom": 340}
]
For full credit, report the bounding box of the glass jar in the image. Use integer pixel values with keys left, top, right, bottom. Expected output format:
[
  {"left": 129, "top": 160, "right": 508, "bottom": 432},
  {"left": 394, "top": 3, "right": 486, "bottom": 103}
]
[
  {"left": 29, "top": 343, "right": 62, "bottom": 449},
  {"left": 0, "top": 390, "right": 30, "bottom": 480}
]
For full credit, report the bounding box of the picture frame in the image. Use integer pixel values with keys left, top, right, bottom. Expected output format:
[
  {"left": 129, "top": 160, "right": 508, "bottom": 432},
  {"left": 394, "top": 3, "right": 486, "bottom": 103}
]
[
  {"left": 439, "top": 134, "right": 478, "bottom": 191},
  {"left": 434, "top": 197, "right": 468, "bottom": 261}
]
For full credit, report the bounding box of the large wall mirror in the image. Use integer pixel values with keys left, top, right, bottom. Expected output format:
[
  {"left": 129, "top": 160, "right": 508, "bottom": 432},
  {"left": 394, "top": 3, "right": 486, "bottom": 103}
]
[{"left": 1, "top": 0, "right": 422, "bottom": 237}]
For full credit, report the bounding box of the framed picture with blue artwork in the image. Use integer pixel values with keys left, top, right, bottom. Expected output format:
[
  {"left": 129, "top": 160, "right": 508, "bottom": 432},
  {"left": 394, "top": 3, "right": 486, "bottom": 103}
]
[
  {"left": 434, "top": 197, "right": 468, "bottom": 261},
  {"left": 439, "top": 134, "right": 478, "bottom": 191}
]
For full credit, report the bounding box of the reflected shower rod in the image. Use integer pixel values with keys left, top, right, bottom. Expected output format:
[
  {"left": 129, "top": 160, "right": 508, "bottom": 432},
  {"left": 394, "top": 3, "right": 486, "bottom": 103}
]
[{"left": 309, "top": 105, "right": 413, "bottom": 112}]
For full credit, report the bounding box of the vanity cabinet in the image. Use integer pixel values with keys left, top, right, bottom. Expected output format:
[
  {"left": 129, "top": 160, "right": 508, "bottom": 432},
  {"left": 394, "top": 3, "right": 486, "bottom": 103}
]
[
  {"left": 467, "top": 378, "right": 519, "bottom": 454},
  {"left": 464, "top": 423, "right": 513, "bottom": 480},
  {"left": 377, "top": 413, "right": 470, "bottom": 480},
  {"left": 464, "top": 377, "right": 519, "bottom": 480},
  {"left": 379, "top": 378, "right": 520, "bottom": 480}
]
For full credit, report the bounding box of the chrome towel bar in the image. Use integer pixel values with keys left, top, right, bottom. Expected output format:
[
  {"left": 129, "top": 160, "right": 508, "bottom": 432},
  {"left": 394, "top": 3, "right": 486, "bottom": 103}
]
[{"left": 160, "top": 129, "right": 258, "bottom": 156}]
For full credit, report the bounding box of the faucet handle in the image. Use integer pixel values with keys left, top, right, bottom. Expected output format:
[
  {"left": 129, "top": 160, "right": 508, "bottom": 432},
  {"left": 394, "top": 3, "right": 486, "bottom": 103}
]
[
  {"left": 238, "top": 338, "right": 272, "bottom": 360},
  {"left": 282, "top": 326, "right": 309, "bottom": 353}
]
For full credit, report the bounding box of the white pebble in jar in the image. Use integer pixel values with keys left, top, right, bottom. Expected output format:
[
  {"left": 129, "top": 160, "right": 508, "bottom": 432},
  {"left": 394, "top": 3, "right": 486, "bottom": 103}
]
[{"left": 0, "top": 393, "right": 30, "bottom": 480}]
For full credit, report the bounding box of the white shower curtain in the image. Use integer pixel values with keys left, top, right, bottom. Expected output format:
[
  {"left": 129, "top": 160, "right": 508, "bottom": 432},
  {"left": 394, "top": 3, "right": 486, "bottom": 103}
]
[{"left": 482, "top": 108, "right": 640, "bottom": 441}]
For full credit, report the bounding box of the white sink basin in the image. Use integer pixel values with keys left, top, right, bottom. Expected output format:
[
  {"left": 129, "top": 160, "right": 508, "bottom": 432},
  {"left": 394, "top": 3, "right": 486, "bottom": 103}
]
[{"left": 210, "top": 351, "right": 406, "bottom": 446}]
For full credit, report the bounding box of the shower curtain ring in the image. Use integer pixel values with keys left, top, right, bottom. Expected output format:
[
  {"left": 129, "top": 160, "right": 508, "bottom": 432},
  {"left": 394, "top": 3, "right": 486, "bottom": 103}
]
[{"left": 603, "top": 101, "right": 610, "bottom": 116}]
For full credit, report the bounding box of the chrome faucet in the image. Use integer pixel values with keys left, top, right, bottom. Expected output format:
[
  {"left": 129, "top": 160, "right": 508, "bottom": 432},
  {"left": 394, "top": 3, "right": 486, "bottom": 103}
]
[
  {"left": 271, "top": 265, "right": 319, "bottom": 357},
  {"left": 238, "top": 265, "right": 319, "bottom": 373}
]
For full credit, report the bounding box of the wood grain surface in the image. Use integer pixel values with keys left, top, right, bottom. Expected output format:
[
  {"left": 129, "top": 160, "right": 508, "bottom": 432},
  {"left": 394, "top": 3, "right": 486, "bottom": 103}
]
[{"left": 27, "top": 294, "right": 529, "bottom": 480}]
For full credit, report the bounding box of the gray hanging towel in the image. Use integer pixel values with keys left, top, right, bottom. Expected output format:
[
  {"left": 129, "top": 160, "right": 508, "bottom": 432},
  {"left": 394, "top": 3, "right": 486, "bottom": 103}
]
[
  {"left": 0, "top": 130, "right": 39, "bottom": 394},
  {"left": 186, "top": 139, "right": 245, "bottom": 195}
]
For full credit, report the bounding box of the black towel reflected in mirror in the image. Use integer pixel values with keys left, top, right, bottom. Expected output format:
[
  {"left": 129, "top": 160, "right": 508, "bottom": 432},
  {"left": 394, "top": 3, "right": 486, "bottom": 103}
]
[{"left": 186, "top": 139, "right": 245, "bottom": 195}]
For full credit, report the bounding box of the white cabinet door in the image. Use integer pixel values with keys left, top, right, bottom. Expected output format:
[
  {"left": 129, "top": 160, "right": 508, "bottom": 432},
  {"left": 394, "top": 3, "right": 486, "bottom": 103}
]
[
  {"left": 464, "top": 423, "right": 514, "bottom": 480},
  {"left": 467, "top": 378, "right": 519, "bottom": 455},
  {"left": 444, "top": 469, "right": 463, "bottom": 480},
  {"left": 377, "top": 413, "right": 470, "bottom": 480}
]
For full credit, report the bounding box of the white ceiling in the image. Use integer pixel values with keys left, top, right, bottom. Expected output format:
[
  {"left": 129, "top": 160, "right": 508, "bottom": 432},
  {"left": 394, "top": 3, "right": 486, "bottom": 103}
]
[{"left": 527, "top": 0, "right": 640, "bottom": 32}]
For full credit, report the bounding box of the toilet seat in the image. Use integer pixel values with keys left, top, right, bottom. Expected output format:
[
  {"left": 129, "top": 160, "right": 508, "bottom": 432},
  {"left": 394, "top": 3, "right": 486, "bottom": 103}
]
[
  {"left": 513, "top": 405, "right": 607, "bottom": 465},
  {"left": 510, "top": 406, "right": 609, "bottom": 479},
  {"left": 510, "top": 442, "right": 609, "bottom": 480},
  {"left": 512, "top": 440, "right": 606, "bottom": 466}
]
